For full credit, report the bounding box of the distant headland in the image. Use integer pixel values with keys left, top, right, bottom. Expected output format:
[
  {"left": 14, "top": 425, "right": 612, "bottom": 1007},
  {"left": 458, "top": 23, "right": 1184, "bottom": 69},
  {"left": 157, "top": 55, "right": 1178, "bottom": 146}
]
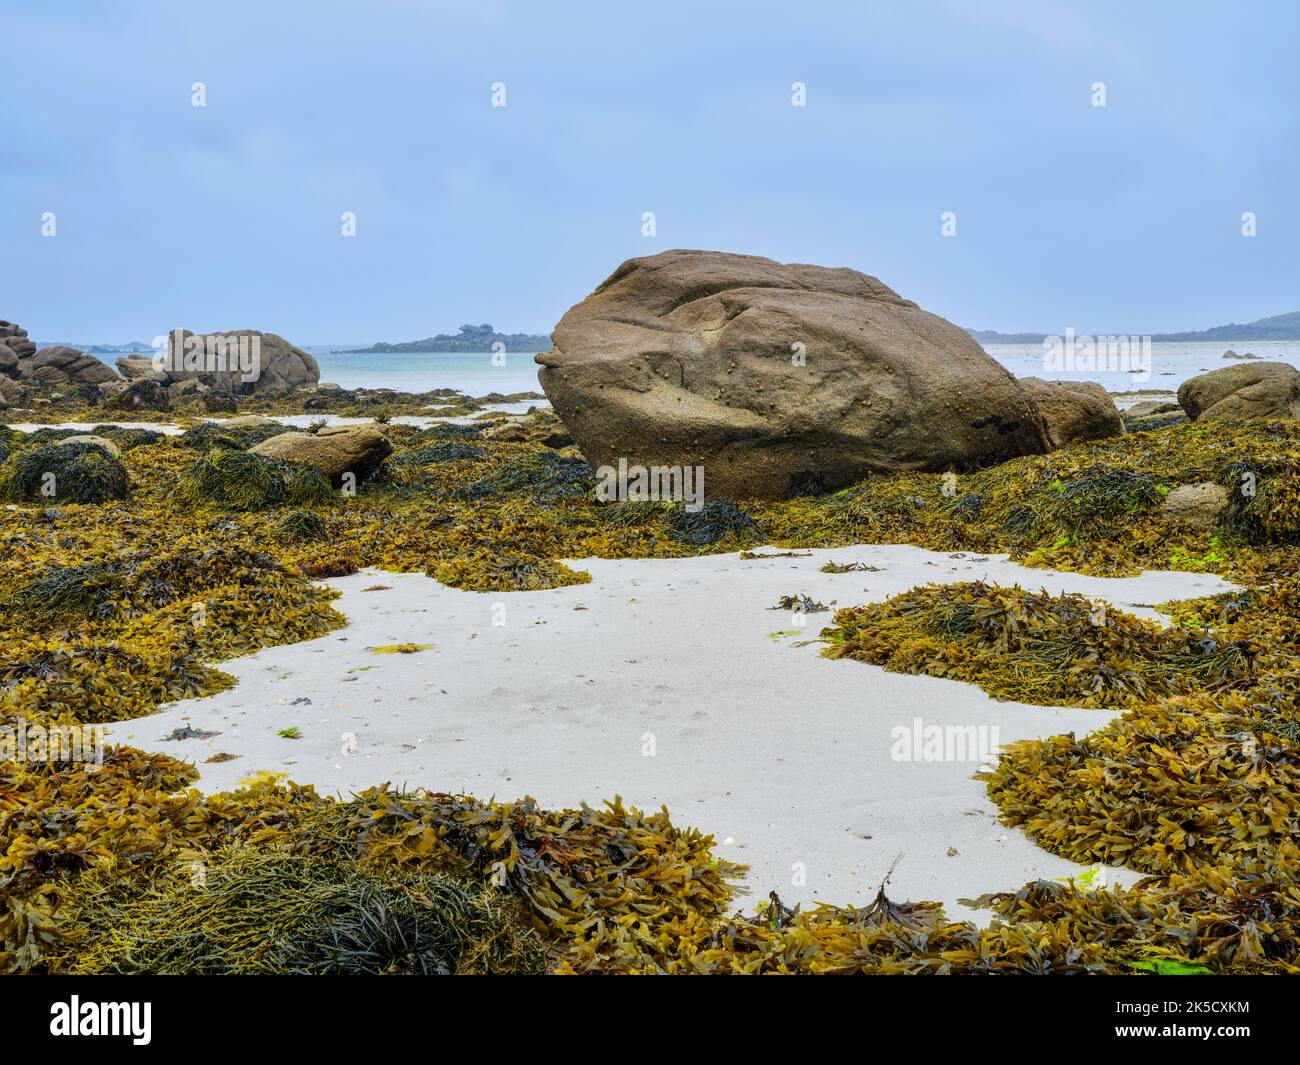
[
  {"left": 336, "top": 323, "right": 551, "bottom": 353},
  {"left": 967, "top": 310, "right": 1300, "bottom": 344}
]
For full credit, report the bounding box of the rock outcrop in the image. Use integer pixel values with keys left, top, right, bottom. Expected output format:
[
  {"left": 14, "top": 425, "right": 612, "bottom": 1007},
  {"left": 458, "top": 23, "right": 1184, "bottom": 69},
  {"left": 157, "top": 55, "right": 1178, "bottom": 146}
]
[
  {"left": 1018, "top": 378, "right": 1124, "bottom": 449},
  {"left": 19, "top": 346, "right": 118, "bottom": 386},
  {"left": 1177, "top": 363, "right": 1300, "bottom": 421},
  {"left": 537, "top": 250, "right": 1049, "bottom": 499},
  {"left": 0, "top": 322, "right": 36, "bottom": 359},
  {"left": 250, "top": 425, "right": 392, "bottom": 483},
  {"left": 482, "top": 410, "right": 574, "bottom": 448},
  {"left": 162, "top": 330, "right": 319, "bottom": 394}
]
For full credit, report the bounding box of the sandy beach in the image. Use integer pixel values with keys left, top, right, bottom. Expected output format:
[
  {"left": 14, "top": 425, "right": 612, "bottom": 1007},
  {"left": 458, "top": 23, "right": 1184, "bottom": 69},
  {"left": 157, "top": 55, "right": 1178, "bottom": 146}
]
[{"left": 106, "top": 544, "right": 1233, "bottom": 921}]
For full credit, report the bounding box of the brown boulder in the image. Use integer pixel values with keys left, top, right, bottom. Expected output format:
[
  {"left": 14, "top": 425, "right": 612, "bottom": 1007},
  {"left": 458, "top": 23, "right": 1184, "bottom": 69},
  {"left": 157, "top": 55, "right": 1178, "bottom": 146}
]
[
  {"left": 0, "top": 322, "right": 36, "bottom": 359},
  {"left": 250, "top": 425, "right": 392, "bottom": 483},
  {"left": 1178, "top": 363, "right": 1300, "bottom": 421},
  {"left": 116, "top": 353, "right": 168, "bottom": 381},
  {"left": 55, "top": 435, "right": 122, "bottom": 458},
  {"left": 19, "top": 346, "right": 119, "bottom": 386},
  {"left": 536, "top": 250, "right": 1049, "bottom": 499},
  {"left": 1159, "top": 482, "right": 1230, "bottom": 528},
  {"left": 1019, "top": 378, "right": 1124, "bottom": 449},
  {"left": 105, "top": 378, "right": 170, "bottom": 411},
  {"left": 482, "top": 411, "right": 574, "bottom": 448}
]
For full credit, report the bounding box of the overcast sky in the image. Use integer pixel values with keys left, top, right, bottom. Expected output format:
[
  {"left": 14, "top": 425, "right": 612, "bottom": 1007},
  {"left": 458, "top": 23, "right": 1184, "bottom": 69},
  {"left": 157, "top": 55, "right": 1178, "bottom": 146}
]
[{"left": 1, "top": 0, "right": 1296, "bottom": 344}]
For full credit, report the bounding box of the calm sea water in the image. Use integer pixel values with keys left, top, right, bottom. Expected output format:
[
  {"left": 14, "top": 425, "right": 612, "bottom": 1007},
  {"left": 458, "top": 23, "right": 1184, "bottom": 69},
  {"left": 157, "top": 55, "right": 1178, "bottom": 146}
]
[
  {"left": 306, "top": 349, "right": 546, "bottom": 395},
  {"left": 983, "top": 340, "right": 1300, "bottom": 394},
  {"left": 304, "top": 341, "right": 1300, "bottom": 398},
  {"left": 86, "top": 342, "right": 1300, "bottom": 399}
]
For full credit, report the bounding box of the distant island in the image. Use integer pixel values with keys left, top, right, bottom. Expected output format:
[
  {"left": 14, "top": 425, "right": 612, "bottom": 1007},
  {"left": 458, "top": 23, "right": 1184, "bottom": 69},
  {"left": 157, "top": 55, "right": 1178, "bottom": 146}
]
[
  {"left": 968, "top": 310, "right": 1300, "bottom": 344},
  {"left": 35, "top": 341, "right": 153, "bottom": 354},
  {"left": 336, "top": 323, "right": 551, "bottom": 353}
]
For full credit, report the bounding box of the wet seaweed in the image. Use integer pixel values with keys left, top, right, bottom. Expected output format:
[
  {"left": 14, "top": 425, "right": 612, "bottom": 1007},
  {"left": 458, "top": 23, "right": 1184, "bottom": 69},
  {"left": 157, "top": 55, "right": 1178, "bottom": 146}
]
[{"left": 0, "top": 442, "right": 130, "bottom": 504}]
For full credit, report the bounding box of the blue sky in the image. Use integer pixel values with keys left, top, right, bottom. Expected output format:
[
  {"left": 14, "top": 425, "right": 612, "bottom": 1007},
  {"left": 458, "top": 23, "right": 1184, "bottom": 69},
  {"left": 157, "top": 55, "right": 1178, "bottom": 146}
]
[{"left": 1, "top": 0, "right": 1296, "bottom": 343}]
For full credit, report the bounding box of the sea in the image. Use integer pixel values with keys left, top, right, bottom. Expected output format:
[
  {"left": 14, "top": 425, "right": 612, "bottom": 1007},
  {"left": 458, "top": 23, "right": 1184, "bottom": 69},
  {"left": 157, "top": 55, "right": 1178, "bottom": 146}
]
[
  {"left": 80, "top": 342, "right": 1300, "bottom": 400},
  {"left": 303, "top": 341, "right": 1300, "bottom": 399}
]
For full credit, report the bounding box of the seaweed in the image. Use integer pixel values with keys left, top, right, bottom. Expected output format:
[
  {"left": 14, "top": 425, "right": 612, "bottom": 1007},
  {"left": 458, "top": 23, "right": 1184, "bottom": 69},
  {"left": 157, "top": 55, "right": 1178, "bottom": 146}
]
[
  {"left": 664, "top": 500, "right": 759, "bottom": 545},
  {"left": 454, "top": 451, "right": 593, "bottom": 503},
  {"left": 428, "top": 550, "right": 591, "bottom": 592},
  {"left": 276, "top": 509, "right": 328, "bottom": 542},
  {"left": 393, "top": 442, "right": 486, "bottom": 466},
  {"left": 58, "top": 849, "right": 544, "bottom": 975},
  {"left": 4, "top": 413, "right": 1300, "bottom": 975},
  {"left": 824, "top": 581, "right": 1255, "bottom": 708},
  {"left": 169, "top": 450, "right": 333, "bottom": 511},
  {"left": 0, "top": 442, "right": 130, "bottom": 504}
]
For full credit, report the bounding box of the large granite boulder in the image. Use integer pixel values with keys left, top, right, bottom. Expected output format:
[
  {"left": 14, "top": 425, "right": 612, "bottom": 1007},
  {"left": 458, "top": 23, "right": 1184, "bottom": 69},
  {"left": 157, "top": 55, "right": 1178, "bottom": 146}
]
[
  {"left": 162, "top": 329, "right": 319, "bottom": 393},
  {"left": 116, "top": 353, "right": 168, "bottom": 382},
  {"left": 536, "top": 250, "right": 1049, "bottom": 499},
  {"left": 19, "top": 346, "right": 118, "bottom": 386},
  {"left": 0, "top": 321, "right": 36, "bottom": 359},
  {"left": 1178, "top": 363, "right": 1300, "bottom": 421},
  {"left": 0, "top": 374, "right": 23, "bottom": 406},
  {"left": 1019, "top": 377, "right": 1124, "bottom": 449},
  {"left": 250, "top": 425, "right": 392, "bottom": 483}
]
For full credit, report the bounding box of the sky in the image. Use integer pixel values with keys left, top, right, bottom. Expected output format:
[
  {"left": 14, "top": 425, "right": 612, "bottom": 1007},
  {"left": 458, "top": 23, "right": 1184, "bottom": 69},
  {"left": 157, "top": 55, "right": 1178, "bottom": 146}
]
[{"left": 1, "top": 0, "right": 1296, "bottom": 345}]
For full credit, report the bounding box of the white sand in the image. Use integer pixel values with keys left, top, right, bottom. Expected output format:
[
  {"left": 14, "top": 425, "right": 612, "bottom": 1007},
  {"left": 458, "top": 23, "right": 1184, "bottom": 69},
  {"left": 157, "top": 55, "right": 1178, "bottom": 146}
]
[
  {"left": 5, "top": 401, "right": 548, "bottom": 437},
  {"left": 105, "top": 545, "right": 1234, "bottom": 922}
]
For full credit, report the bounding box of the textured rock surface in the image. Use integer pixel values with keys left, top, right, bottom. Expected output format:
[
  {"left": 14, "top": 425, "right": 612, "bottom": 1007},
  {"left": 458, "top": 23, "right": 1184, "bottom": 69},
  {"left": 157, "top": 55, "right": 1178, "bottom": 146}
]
[
  {"left": 1019, "top": 378, "right": 1124, "bottom": 449},
  {"left": 164, "top": 330, "right": 319, "bottom": 393},
  {"left": 1159, "top": 482, "right": 1230, "bottom": 528},
  {"left": 250, "top": 425, "right": 392, "bottom": 482},
  {"left": 537, "top": 250, "right": 1049, "bottom": 499},
  {"left": 1178, "top": 363, "right": 1300, "bottom": 421},
  {"left": 19, "top": 346, "right": 118, "bottom": 386}
]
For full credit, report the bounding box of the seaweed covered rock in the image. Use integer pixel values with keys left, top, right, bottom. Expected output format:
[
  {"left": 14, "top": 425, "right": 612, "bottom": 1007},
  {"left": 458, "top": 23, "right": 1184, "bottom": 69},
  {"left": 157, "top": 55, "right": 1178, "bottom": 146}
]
[
  {"left": 250, "top": 424, "right": 392, "bottom": 484},
  {"left": 1019, "top": 377, "right": 1124, "bottom": 449},
  {"left": 53, "top": 434, "right": 121, "bottom": 458},
  {"left": 179, "top": 418, "right": 293, "bottom": 451},
  {"left": 537, "top": 250, "right": 1049, "bottom": 500},
  {"left": 1123, "top": 398, "right": 1186, "bottom": 432},
  {"left": 454, "top": 450, "right": 593, "bottom": 502},
  {"left": 0, "top": 441, "right": 130, "bottom": 504},
  {"left": 392, "top": 442, "right": 486, "bottom": 466},
  {"left": 1178, "top": 362, "right": 1300, "bottom": 421},
  {"left": 103, "top": 377, "right": 170, "bottom": 412},
  {"left": 482, "top": 410, "right": 573, "bottom": 448},
  {"left": 276, "top": 509, "right": 329, "bottom": 541},
  {"left": 170, "top": 449, "right": 334, "bottom": 510}
]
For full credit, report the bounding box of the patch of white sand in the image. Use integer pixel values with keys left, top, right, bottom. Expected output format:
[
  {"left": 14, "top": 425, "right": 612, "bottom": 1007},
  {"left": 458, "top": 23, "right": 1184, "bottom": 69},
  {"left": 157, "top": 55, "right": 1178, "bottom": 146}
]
[
  {"left": 105, "top": 545, "right": 1235, "bottom": 922},
  {"left": 5, "top": 402, "right": 548, "bottom": 437}
]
